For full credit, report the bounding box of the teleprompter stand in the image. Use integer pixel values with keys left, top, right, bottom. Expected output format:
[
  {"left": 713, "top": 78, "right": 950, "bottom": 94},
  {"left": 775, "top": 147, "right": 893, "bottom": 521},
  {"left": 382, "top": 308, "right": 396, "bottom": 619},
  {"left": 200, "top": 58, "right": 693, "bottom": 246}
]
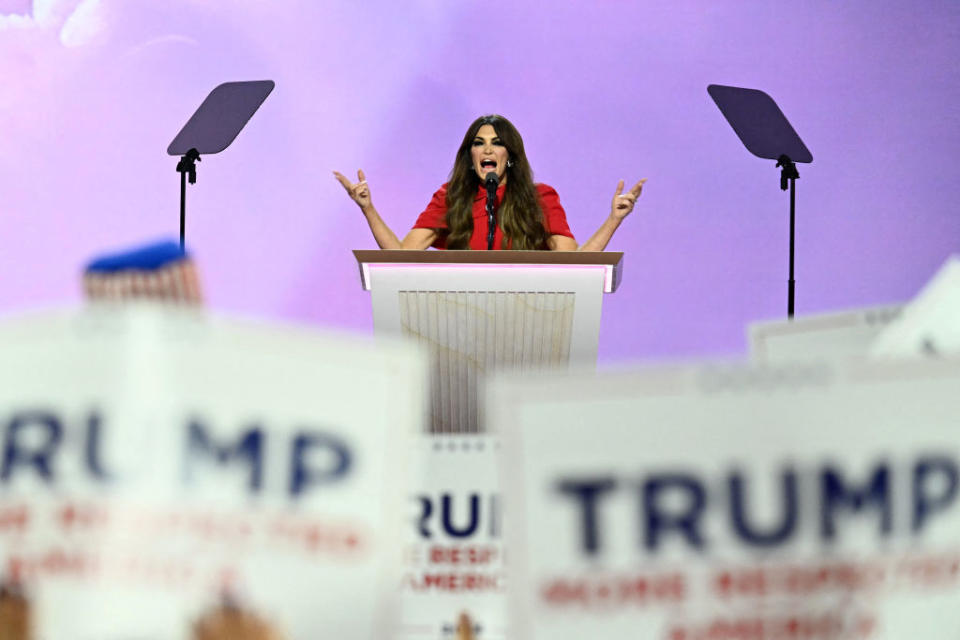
[
  {"left": 167, "top": 80, "right": 275, "bottom": 249},
  {"left": 708, "top": 85, "right": 813, "bottom": 318}
]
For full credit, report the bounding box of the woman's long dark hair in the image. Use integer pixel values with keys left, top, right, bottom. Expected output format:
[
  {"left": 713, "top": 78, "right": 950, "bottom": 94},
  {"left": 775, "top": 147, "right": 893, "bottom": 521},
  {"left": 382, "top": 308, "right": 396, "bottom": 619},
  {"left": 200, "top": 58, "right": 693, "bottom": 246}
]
[{"left": 443, "top": 115, "right": 550, "bottom": 250}]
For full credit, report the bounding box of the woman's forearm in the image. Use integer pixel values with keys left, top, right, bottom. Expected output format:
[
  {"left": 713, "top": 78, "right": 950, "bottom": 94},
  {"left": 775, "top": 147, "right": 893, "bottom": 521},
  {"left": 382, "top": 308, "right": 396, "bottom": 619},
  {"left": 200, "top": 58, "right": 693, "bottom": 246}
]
[
  {"left": 577, "top": 214, "right": 623, "bottom": 252},
  {"left": 362, "top": 205, "right": 403, "bottom": 250}
]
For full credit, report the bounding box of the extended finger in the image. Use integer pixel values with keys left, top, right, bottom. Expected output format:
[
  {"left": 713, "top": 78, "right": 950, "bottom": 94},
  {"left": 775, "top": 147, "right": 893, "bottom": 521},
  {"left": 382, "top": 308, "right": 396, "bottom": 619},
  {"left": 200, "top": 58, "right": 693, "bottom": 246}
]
[
  {"left": 614, "top": 179, "right": 624, "bottom": 196},
  {"left": 358, "top": 168, "right": 366, "bottom": 182},
  {"left": 630, "top": 178, "right": 648, "bottom": 196},
  {"left": 333, "top": 171, "right": 354, "bottom": 190}
]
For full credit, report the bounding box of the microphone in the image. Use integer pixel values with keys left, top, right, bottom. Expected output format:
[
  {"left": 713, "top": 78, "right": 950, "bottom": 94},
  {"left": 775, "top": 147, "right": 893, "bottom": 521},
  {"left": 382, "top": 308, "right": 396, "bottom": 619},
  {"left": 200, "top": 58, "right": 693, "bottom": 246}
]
[
  {"left": 484, "top": 171, "right": 499, "bottom": 193},
  {"left": 484, "top": 172, "right": 498, "bottom": 250}
]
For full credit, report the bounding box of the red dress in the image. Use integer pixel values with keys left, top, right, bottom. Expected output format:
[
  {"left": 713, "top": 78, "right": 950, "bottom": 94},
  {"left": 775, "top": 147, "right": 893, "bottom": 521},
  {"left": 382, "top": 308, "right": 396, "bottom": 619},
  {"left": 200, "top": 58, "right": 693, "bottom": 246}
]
[{"left": 412, "top": 183, "right": 575, "bottom": 250}]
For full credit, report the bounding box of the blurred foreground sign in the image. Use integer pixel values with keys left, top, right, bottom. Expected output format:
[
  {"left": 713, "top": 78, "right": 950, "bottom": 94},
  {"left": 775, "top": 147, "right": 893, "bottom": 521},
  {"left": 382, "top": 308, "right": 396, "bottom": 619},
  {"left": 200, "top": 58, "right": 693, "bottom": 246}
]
[
  {"left": 491, "top": 359, "right": 960, "bottom": 640},
  {"left": 398, "top": 436, "right": 506, "bottom": 640},
  {"left": 0, "top": 305, "right": 426, "bottom": 640},
  {"left": 871, "top": 255, "right": 960, "bottom": 359},
  {"left": 748, "top": 304, "right": 901, "bottom": 363}
]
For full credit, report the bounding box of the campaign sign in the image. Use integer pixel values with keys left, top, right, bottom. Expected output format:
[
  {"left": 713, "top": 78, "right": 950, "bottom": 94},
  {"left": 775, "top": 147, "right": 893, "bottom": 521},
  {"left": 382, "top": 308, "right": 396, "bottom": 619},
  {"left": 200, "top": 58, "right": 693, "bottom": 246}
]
[
  {"left": 398, "top": 435, "right": 506, "bottom": 640},
  {"left": 748, "top": 305, "right": 901, "bottom": 363},
  {"left": 871, "top": 255, "right": 960, "bottom": 359},
  {"left": 491, "top": 359, "right": 960, "bottom": 640},
  {"left": 0, "top": 305, "right": 426, "bottom": 640}
]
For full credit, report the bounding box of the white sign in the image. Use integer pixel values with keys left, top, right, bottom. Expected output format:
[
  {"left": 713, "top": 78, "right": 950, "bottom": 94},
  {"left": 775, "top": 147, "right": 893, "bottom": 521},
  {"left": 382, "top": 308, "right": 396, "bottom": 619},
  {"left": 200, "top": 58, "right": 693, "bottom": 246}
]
[
  {"left": 871, "top": 255, "right": 960, "bottom": 359},
  {"left": 398, "top": 435, "right": 506, "bottom": 640},
  {"left": 0, "top": 305, "right": 427, "bottom": 640},
  {"left": 749, "top": 305, "right": 901, "bottom": 363},
  {"left": 491, "top": 359, "right": 960, "bottom": 640}
]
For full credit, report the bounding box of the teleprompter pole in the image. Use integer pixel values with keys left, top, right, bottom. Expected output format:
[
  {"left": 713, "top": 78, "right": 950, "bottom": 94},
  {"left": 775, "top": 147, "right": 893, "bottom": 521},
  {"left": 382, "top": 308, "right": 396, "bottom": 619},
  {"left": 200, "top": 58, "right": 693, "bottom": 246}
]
[
  {"left": 176, "top": 148, "right": 201, "bottom": 250},
  {"left": 776, "top": 154, "right": 799, "bottom": 319}
]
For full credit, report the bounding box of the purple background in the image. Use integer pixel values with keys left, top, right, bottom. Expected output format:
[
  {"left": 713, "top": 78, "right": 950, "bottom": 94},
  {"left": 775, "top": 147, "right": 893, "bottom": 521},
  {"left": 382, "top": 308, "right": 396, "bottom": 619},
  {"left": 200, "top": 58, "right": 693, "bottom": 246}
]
[{"left": 1, "top": 0, "right": 958, "bottom": 362}]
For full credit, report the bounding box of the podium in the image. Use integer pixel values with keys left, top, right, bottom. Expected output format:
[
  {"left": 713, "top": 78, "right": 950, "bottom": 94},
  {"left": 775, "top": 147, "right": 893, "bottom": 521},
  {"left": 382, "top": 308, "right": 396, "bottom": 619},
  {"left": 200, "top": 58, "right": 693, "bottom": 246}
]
[{"left": 354, "top": 250, "right": 623, "bottom": 433}]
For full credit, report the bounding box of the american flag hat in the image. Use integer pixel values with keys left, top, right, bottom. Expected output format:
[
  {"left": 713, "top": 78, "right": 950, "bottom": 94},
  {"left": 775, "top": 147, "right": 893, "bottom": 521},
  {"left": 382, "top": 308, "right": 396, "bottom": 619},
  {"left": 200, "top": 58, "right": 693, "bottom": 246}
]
[{"left": 83, "top": 240, "right": 203, "bottom": 305}]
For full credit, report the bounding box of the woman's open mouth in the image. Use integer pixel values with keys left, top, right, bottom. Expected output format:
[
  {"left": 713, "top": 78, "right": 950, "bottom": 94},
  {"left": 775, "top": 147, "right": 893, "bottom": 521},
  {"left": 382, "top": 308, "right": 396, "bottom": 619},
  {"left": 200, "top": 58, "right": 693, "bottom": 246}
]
[{"left": 480, "top": 159, "right": 497, "bottom": 172}]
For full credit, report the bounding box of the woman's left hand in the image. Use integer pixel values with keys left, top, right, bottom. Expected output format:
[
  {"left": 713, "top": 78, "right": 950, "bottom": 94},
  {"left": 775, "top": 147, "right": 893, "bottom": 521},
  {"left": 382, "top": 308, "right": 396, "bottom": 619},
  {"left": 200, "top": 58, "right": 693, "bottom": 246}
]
[{"left": 610, "top": 178, "right": 647, "bottom": 220}]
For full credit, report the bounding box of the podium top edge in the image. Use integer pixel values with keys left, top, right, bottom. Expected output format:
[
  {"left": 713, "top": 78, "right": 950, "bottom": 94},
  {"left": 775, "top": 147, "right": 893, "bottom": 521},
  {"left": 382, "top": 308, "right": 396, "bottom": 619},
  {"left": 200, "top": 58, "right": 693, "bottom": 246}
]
[{"left": 352, "top": 249, "right": 623, "bottom": 267}]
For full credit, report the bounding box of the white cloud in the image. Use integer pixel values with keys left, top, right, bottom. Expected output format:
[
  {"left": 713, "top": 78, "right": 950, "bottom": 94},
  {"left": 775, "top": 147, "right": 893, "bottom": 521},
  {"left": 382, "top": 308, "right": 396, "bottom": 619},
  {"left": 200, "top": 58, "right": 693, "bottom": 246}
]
[
  {"left": 59, "top": 0, "right": 105, "bottom": 46},
  {"left": 0, "top": 12, "right": 36, "bottom": 29},
  {"left": 0, "top": 0, "right": 94, "bottom": 36}
]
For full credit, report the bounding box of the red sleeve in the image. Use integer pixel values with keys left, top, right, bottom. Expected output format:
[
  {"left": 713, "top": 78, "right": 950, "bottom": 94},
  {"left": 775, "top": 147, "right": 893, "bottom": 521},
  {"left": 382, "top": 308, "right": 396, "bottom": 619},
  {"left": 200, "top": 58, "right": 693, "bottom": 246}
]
[
  {"left": 412, "top": 186, "right": 449, "bottom": 230},
  {"left": 537, "top": 184, "right": 574, "bottom": 239}
]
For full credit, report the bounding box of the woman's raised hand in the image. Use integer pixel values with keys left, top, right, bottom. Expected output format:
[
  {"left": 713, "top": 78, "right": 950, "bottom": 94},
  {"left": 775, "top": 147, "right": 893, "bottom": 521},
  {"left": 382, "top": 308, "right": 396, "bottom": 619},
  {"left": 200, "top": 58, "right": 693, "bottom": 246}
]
[
  {"left": 610, "top": 178, "right": 647, "bottom": 220},
  {"left": 333, "top": 169, "right": 373, "bottom": 211},
  {"left": 334, "top": 168, "right": 413, "bottom": 249}
]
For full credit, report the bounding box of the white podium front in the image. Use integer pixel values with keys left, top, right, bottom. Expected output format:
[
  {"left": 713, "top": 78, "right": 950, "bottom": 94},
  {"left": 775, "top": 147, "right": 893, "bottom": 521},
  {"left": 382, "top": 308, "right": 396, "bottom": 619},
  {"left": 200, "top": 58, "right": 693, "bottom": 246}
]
[{"left": 355, "top": 250, "right": 623, "bottom": 433}]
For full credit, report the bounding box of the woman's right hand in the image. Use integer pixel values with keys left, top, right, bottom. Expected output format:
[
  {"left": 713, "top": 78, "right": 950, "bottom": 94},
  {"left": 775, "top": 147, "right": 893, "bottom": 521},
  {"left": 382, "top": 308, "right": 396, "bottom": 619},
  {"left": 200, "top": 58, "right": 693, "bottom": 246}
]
[{"left": 333, "top": 169, "right": 373, "bottom": 211}]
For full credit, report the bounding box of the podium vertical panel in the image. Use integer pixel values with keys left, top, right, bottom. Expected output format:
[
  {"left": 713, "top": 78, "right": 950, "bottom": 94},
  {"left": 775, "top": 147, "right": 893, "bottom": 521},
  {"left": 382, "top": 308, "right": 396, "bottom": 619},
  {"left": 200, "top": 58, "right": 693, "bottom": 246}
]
[
  {"left": 369, "top": 265, "right": 604, "bottom": 433},
  {"left": 397, "top": 290, "right": 575, "bottom": 433}
]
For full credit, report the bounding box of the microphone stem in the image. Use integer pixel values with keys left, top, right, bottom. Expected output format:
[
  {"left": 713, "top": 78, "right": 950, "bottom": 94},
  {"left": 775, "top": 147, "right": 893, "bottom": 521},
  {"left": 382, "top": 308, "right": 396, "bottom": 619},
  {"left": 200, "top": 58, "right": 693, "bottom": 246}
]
[
  {"left": 486, "top": 194, "right": 496, "bottom": 250},
  {"left": 484, "top": 173, "right": 499, "bottom": 251}
]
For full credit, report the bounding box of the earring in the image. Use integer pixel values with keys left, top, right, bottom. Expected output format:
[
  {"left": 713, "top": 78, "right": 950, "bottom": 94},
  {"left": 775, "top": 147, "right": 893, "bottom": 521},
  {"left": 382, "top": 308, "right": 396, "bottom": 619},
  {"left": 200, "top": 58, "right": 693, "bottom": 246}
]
[{"left": 507, "top": 160, "right": 514, "bottom": 167}]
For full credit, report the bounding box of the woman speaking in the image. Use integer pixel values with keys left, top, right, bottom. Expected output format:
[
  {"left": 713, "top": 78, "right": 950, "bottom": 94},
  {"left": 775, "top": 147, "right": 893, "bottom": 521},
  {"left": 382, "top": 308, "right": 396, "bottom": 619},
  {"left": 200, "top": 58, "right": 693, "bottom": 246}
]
[{"left": 334, "top": 114, "right": 645, "bottom": 251}]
